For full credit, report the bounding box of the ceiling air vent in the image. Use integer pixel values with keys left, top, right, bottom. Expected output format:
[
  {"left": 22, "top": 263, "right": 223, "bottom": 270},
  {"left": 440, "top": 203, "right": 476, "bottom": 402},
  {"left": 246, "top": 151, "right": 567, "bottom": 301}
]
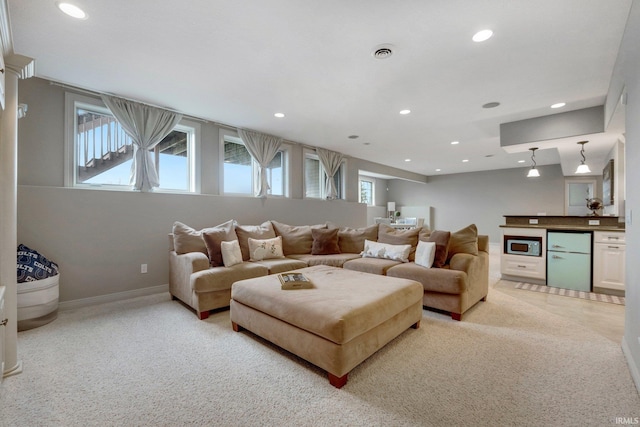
[{"left": 372, "top": 44, "right": 394, "bottom": 59}]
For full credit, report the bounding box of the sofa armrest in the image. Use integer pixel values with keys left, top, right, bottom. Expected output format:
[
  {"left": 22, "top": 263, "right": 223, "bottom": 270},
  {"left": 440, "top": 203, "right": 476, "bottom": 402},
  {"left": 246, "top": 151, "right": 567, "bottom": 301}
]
[
  {"left": 449, "top": 251, "right": 489, "bottom": 303},
  {"left": 169, "top": 250, "right": 210, "bottom": 303}
]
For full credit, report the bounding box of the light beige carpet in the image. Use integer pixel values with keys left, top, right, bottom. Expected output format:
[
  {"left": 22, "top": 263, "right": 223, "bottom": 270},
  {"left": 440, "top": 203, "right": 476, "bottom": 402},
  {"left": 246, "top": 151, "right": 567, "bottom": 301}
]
[{"left": 1, "top": 285, "right": 639, "bottom": 426}]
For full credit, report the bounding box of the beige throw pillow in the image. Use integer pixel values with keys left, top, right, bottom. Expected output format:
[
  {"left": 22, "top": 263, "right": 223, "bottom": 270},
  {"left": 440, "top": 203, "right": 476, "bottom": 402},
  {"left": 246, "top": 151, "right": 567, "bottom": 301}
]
[
  {"left": 362, "top": 239, "right": 411, "bottom": 262},
  {"left": 235, "top": 221, "right": 276, "bottom": 261},
  {"left": 447, "top": 224, "right": 479, "bottom": 261},
  {"left": 377, "top": 224, "right": 420, "bottom": 261},
  {"left": 338, "top": 224, "right": 378, "bottom": 254},
  {"left": 172, "top": 220, "right": 237, "bottom": 260},
  {"left": 272, "top": 221, "right": 327, "bottom": 255},
  {"left": 221, "top": 240, "right": 243, "bottom": 267},
  {"left": 248, "top": 236, "right": 285, "bottom": 261},
  {"left": 415, "top": 240, "right": 436, "bottom": 268}
]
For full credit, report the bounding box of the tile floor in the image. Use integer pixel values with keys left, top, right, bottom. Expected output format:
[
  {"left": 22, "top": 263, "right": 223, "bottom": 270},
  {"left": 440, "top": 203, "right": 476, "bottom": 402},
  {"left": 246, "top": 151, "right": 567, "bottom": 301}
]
[{"left": 488, "top": 244, "right": 625, "bottom": 344}]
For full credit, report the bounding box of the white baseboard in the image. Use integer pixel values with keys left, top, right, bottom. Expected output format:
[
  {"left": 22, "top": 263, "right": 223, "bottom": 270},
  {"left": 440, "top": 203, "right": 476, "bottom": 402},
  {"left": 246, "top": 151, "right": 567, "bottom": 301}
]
[
  {"left": 622, "top": 336, "right": 640, "bottom": 394},
  {"left": 58, "top": 284, "right": 169, "bottom": 311}
]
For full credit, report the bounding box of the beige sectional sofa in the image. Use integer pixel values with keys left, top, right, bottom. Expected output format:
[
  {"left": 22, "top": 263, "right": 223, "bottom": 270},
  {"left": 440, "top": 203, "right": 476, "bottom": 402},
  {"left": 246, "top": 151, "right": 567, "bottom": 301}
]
[{"left": 168, "top": 220, "right": 489, "bottom": 321}]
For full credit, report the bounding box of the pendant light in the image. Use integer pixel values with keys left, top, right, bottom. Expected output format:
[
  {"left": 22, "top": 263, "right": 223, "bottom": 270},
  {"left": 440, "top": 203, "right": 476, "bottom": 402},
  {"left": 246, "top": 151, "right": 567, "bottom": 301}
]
[
  {"left": 527, "top": 147, "right": 540, "bottom": 177},
  {"left": 575, "top": 141, "right": 591, "bottom": 174}
]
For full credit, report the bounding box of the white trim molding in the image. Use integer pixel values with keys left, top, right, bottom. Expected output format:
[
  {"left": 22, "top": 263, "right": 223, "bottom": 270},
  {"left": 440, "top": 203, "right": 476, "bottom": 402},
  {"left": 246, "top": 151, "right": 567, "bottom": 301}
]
[{"left": 58, "top": 284, "right": 169, "bottom": 311}]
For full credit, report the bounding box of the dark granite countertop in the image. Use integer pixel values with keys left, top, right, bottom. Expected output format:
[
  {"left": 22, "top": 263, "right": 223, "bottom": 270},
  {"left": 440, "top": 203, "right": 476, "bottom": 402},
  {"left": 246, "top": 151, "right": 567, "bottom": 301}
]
[{"left": 503, "top": 214, "right": 624, "bottom": 231}]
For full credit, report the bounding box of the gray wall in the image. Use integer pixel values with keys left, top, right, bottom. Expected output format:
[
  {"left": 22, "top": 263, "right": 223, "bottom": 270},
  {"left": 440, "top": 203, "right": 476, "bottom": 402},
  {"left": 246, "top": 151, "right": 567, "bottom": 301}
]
[
  {"left": 16, "top": 77, "right": 417, "bottom": 303},
  {"left": 387, "top": 165, "right": 566, "bottom": 243},
  {"left": 607, "top": 0, "right": 640, "bottom": 394}
]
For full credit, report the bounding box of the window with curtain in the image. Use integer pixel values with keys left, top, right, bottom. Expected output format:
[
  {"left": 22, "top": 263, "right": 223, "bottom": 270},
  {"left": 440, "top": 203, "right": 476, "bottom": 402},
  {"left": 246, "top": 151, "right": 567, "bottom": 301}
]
[
  {"left": 223, "top": 136, "right": 287, "bottom": 196},
  {"left": 304, "top": 152, "right": 344, "bottom": 199},
  {"left": 359, "top": 178, "right": 374, "bottom": 205},
  {"left": 66, "top": 94, "right": 197, "bottom": 192}
]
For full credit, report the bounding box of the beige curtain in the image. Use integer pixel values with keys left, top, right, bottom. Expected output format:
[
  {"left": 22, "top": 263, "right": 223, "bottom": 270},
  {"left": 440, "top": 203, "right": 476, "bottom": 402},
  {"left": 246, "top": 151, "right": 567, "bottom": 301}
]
[
  {"left": 238, "top": 129, "right": 283, "bottom": 198},
  {"left": 316, "top": 148, "right": 344, "bottom": 200}
]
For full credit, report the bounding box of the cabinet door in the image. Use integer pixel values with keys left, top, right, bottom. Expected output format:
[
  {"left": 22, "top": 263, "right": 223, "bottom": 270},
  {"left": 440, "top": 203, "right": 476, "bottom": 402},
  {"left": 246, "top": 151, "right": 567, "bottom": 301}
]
[
  {"left": 547, "top": 252, "right": 591, "bottom": 291},
  {"left": 593, "top": 243, "right": 625, "bottom": 291}
]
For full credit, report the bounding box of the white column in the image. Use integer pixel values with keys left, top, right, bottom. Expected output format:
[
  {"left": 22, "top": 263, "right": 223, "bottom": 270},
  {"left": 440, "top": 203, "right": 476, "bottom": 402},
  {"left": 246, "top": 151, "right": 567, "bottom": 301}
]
[
  {"left": 1, "top": 54, "right": 34, "bottom": 379},
  {"left": 0, "top": 66, "right": 20, "bottom": 377}
]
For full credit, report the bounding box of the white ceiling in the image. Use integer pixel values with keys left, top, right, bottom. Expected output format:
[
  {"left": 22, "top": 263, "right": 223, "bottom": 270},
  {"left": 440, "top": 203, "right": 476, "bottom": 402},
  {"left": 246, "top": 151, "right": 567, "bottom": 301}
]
[{"left": 7, "top": 0, "right": 631, "bottom": 177}]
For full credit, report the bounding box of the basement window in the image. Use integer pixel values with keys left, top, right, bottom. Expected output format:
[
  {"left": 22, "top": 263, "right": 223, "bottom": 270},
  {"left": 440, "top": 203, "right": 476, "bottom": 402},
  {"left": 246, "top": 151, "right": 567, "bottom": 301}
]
[
  {"left": 65, "top": 93, "right": 199, "bottom": 192},
  {"left": 221, "top": 133, "right": 288, "bottom": 197},
  {"left": 304, "top": 150, "right": 345, "bottom": 200}
]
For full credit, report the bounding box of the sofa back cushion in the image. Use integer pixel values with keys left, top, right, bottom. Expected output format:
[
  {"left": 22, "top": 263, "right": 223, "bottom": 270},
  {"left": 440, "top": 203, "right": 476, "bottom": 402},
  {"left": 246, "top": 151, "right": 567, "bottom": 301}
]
[
  {"left": 173, "top": 220, "right": 237, "bottom": 262},
  {"left": 272, "top": 221, "right": 327, "bottom": 255},
  {"left": 235, "top": 221, "right": 276, "bottom": 261},
  {"left": 423, "top": 230, "right": 451, "bottom": 268},
  {"left": 377, "top": 224, "right": 420, "bottom": 261},
  {"left": 311, "top": 228, "right": 341, "bottom": 255},
  {"left": 338, "top": 224, "right": 378, "bottom": 254},
  {"left": 447, "top": 224, "right": 479, "bottom": 262}
]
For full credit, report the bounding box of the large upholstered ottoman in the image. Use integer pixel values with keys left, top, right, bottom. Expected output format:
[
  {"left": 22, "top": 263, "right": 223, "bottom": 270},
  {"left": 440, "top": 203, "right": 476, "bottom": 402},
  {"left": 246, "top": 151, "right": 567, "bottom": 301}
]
[{"left": 230, "top": 265, "right": 423, "bottom": 388}]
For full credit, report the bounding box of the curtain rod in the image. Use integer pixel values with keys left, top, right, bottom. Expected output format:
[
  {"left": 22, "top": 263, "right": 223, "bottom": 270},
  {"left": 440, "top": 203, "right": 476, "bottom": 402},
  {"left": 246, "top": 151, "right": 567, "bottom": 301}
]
[{"left": 48, "top": 80, "right": 221, "bottom": 125}]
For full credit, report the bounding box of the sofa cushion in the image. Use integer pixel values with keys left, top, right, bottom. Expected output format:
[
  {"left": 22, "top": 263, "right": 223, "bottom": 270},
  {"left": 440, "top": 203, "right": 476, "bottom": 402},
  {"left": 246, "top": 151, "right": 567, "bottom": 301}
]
[
  {"left": 235, "top": 221, "right": 276, "bottom": 261},
  {"left": 287, "top": 253, "right": 362, "bottom": 268},
  {"left": 422, "top": 230, "right": 451, "bottom": 268},
  {"left": 338, "top": 224, "right": 378, "bottom": 253},
  {"left": 377, "top": 224, "right": 420, "bottom": 261},
  {"left": 191, "top": 262, "right": 268, "bottom": 293},
  {"left": 272, "top": 221, "right": 327, "bottom": 255},
  {"left": 447, "top": 224, "right": 478, "bottom": 261},
  {"left": 173, "top": 220, "right": 236, "bottom": 258},
  {"left": 250, "top": 258, "right": 307, "bottom": 274},
  {"left": 362, "top": 239, "right": 411, "bottom": 263},
  {"left": 387, "top": 263, "right": 467, "bottom": 295},
  {"left": 311, "top": 228, "right": 341, "bottom": 255},
  {"left": 221, "top": 240, "right": 244, "bottom": 267},
  {"left": 342, "top": 257, "right": 402, "bottom": 275},
  {"left": 414, "top": 241, "right": 436, "bottom": 268},
  {"left": 201, "top": 222, "right": 239, "bottom": 267},
  {"left": 248, "top": 236, "right": 285, "bottom": 261}
]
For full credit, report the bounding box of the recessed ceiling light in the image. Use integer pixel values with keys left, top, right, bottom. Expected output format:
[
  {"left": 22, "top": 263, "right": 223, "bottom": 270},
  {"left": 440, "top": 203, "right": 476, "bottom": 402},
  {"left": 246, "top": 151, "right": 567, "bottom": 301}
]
[
  {"left": 482, "top": 102, "right": 500, "bottom": 109},
  {"left": 462, "top": 159, "right": 469, "bottom": 163},
  {"left": 363, "top": 142, "right": 371, "bottom": 146},
  {"left": 274, "top": 113, "right": 285, "bottom": 118},
  {"left": 348, "top": 135, "right": 359, "bottom": 139},
  {"left": 551, "top": 102, "right": 566, "bottom": 109},
  {"left": 472, "top": 29, "right": 493, "bottom": 42},
  {"left": 518, "top": 160, "right": 525, "bottom": 163},
  {"left": 57, "top": 2, "right": 87, "bottom": 19},
  {"left": 435, "top": 168, "right": 441, "bottom": 172},
  {"left": 451, "top": 141, "right": 460, "bottom": 145},
  {"left": 399, "top": 109, "right": 411, "bottom": 115},
  {"left": 405, "top": 159, "right": 411, "bottom": 162}
]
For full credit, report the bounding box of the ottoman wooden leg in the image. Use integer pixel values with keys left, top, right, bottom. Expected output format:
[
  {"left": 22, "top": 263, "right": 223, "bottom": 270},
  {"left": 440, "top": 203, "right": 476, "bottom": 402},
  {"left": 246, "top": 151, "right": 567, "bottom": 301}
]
[{"left": 328, "top": 372, "right": 348, "bottom": 389}]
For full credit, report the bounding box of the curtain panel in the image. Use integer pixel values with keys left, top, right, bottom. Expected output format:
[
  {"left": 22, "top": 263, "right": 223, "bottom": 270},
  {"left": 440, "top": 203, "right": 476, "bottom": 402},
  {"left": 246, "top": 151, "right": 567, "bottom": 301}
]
[
  {"left": 316, "top": 148, "right": 344, "bottom": 200},
  {"left": 238, "top": 129, "right": 283, "bottom": 198},
  {"left": 101, "top": 95, "right": 183, "bottom": 192}
]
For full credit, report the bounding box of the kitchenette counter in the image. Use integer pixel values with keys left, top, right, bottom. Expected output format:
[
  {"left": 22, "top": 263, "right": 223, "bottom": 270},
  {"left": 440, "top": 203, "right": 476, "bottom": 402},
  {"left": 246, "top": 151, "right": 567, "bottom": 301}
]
[
  {"left": 501, "top": 224, "right": 625, "bottom": 232},
  {"left": 502, "top": 215, "right": 625, "bottom": 232}
]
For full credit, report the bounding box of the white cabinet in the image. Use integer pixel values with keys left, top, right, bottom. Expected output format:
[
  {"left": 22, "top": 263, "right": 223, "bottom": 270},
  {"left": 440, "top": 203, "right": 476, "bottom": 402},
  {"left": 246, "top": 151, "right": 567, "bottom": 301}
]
[
  {"left": 593, "top": 231, "right": 625, "bottom": 292},
  {"left": 501, "top": 227, "right": 546, "bottom": 282}
]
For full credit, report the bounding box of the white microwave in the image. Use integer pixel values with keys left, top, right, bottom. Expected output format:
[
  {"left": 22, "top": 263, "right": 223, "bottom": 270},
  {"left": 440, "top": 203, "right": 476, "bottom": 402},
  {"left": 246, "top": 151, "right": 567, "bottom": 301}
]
[{"left": 504, "top": 235, "right": 542, "bottom": 257}]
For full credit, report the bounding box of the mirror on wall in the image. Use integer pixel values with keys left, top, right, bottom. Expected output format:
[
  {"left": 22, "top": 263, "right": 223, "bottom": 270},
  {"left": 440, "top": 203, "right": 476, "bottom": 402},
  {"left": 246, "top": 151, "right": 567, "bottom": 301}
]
[{"left": 565, "top": 178, "right": 597, "bottom": 216}]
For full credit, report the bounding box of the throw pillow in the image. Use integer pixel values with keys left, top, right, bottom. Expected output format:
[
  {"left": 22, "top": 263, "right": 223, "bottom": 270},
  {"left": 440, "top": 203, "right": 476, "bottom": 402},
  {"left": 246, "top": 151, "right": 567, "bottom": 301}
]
[
  {"left": 248, "top": 236, "right": 285, "bottom": 261},
  {"left": 235, "top": 221, "right": 276, "bottom": 261},
  {"left": 362, "top": 239, "right": 412, "bottom": 263},
  {"left": 338, "top": 224, "right": 378, "bottom": 253},
  {"left": 423, "top": 230, "right": 451, "bottom": 268},
  {"left": 172, "top": 221, "right": 208, "bottom": 255},
  {"left": 414, "top": 241, "right": 437, "bottom": 269},
  {"left": 221, "top": 240, "right": 243, "bottom": 267},
  {"left": 200, "top": 220, "right": 239, "bottom": 267},
  {"left": 172, "top": 220, "right": 237, "bottom": 258},
  {"left": 377, "top": 224, "right": 420, "bottom": 261},
  {"left": 447, "top": 224, "right": 479, "bottom": 262},
  {"left": 311, "top": 228, "right": 341, "bottom": 255},
  {"left": 271, "top": 221, "right": 327, "bottom": 255}
]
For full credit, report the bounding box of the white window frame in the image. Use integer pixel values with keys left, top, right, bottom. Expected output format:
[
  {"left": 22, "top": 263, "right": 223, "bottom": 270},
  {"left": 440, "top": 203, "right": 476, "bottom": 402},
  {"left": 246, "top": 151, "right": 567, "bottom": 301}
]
[
  {"left": 303, "top": 149, "right": 346, "bottom": 200},
  {"left": 220, "top": 130, "right": 289, "bottom": 197},
  {"left": 64, "top": 92, "right": 200, "bottom": 193},
  {"left": 359, "top": 178, "right": 375, "bottom": 206}
]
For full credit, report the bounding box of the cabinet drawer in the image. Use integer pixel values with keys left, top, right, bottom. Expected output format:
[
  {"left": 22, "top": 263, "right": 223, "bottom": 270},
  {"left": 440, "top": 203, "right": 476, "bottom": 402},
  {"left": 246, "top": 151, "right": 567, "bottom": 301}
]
[
  {"left": 501, "top": 255, "right": 545, "bottom": 280},
  {"left": 594, "top": 231, "right": 625, "bottom": 244}
]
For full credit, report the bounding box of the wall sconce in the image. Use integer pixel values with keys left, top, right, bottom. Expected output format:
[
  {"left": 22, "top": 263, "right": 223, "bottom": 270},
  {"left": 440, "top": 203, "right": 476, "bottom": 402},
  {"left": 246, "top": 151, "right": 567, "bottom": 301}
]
[
  {"left": 527, "top": 147, "right": 540, "bottom": 178},
  {"left": 387, "top": 201, "right": 396, "bottom": 220},
  {"left": 575, "top": 141, "right": 591, "bottom": 174}
]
